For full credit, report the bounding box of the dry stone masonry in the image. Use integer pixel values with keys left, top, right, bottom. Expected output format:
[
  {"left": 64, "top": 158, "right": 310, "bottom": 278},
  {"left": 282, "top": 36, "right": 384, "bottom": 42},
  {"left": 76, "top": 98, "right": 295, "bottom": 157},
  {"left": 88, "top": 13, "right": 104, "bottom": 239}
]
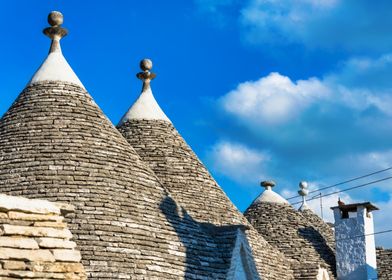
[
  {"left": 1, "top": 10, "right": 391, "bottom": 280},
  {"left": 0, "top": 194, "right": 86, "bottom": 279},
  {"left": 117, "top": 63, "right": 295, "bottom": 279},
  {"left": 376, "top": 248, "right": 392, "bottom": 280},
  {"left": 244, "top": 200, "right": 336, "bottom": 279}
]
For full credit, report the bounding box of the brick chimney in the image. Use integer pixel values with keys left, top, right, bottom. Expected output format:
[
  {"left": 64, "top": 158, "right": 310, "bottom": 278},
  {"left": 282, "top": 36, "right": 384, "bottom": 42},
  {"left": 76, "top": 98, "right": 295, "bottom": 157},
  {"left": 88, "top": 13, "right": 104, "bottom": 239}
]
[{"left": 331, "top": 202, "right": 379, "bottom": 280}]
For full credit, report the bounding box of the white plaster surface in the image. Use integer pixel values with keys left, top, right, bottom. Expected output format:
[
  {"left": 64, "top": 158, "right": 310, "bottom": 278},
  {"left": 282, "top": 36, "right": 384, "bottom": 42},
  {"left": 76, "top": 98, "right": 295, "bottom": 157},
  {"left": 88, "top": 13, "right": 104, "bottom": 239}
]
[
  {"left": 253, "top": 188, "right": 290, "bottom": 205},
  {"left": 333, "top": 206, "right": 378, "bottom": 280},
  {"left": 316, "top": 267, "right": 330, "bottom": 280},
  {"left": 0, "top": 194, "right": 60, "bottom": 214},
  {"left": 118, "top": 87, "right": 171, "bottom": 124},
  {"left": 298, "top": 202, "right": 310, "bottom": 211},
  {"left": 29, "top": 48, "right": 85, "bottom": 89},
  {"left": 227, "top": 229, "right": 260, "bottom": 280}
]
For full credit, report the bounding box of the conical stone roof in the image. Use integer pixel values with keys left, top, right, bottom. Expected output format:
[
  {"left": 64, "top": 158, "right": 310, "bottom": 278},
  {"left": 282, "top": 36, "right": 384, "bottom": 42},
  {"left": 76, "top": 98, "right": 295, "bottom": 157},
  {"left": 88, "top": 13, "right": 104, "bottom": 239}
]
[
  {"left": 117, "top": 60, "right": 294, "bottom": 279},
  {"left": 0, "top": 12, "right": 237, "bottom": 279},
  {"left": 244, "top": 183, "right": 336, "bottom": 279}
]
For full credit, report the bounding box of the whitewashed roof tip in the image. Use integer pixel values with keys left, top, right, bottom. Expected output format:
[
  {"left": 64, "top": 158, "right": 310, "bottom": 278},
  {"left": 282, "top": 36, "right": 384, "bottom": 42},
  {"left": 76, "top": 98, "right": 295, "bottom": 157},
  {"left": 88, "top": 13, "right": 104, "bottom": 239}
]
[
  {"left": 28, "top": 11, "right": 84, "bottom": 88},
  {"left": 118, "top": 59, "right": 171, "bottom": 124},
  {"left": 251, "top": 180, "right": 290, "bottom": 205}
]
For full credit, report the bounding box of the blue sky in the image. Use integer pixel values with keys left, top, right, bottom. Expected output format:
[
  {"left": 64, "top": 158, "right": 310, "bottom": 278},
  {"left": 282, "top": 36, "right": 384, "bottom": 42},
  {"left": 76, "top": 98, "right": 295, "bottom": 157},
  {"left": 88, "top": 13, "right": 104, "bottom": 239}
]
[{"left": 1, "top": 0, "right": 392, "bottom": 247}]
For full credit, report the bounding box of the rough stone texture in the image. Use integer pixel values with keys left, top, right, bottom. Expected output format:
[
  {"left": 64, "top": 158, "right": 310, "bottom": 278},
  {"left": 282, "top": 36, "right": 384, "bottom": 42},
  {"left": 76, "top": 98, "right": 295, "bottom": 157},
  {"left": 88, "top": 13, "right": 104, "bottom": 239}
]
[
  {"left": 301, "top": 209, "right": 335, "bottom": 252},
  {"left": 0, "top": 81, "right": 245, "bottom": 279},
  {"left": 377, "top": 248, "right": 392, "bottom": 280},
  {"left": 118, "top": 119, "right": 294, "bottom": 279},
  {"left": 0, "top": 193, "right": 86, "bottom": 279},
  {"left": 244, "top": 201, "right": 336, "bottom": 279}
]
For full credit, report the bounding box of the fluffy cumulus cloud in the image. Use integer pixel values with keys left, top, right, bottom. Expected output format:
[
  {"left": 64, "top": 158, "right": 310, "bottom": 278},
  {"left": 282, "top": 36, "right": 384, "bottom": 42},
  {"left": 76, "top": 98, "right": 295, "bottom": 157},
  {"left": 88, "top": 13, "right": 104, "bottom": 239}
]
[
  {"left": 218, "top": 54, "right": 392, "bottom": 164},
  {"left": 221, "top": 54, "right": 392, "bottom": 127},
  {"left": 240, "top": 0, "right": 392, "bottom": 51},
  {"left": 207, "top": 141, "right": 270, "bottom": 183},
  {"left": 221, "top": 73, "right": 330, "bottom": 124},
  {"left": 206, "top": 54, "right": 392, "bottom": 247}
]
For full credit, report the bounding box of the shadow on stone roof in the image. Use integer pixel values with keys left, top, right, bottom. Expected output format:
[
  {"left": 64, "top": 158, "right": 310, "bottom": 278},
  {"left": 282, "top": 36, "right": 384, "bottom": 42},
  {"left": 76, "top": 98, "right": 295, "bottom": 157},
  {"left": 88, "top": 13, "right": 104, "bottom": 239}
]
[
  {"left": 298, "top": 226, "right": 336, "bottom": 271},
  {"left": 160, "top": 195, "right": 259, "bottom": 279}
]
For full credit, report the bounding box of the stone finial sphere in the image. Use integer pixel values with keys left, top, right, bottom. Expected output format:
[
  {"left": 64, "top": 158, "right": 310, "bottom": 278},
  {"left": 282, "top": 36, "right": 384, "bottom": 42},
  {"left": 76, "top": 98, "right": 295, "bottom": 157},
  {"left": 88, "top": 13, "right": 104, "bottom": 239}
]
[
  {"left": 261, "top": 180, "right": 276, "bottom": 188},
  {"left": 299, "top": 181, "right": 308, "bottom": 189},
  {"left": 140, "top": 59, "right": 153, "bottom": 71},
  {"left": 48, "top": 11, "right": 64, "bottom": 26}
]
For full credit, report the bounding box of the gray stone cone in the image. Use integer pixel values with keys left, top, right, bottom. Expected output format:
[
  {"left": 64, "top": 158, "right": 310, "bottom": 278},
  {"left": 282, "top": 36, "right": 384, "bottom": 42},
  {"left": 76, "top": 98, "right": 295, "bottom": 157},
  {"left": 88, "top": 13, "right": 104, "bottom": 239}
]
[
  {"left": 244, "top": 201, "right": 337, "bottom": 279},
  {"left": 0, "top": 81, "right": 229, "bottom": 279},
  {"left": 117, "top": 119, "right": 294, "bottom": 279}
]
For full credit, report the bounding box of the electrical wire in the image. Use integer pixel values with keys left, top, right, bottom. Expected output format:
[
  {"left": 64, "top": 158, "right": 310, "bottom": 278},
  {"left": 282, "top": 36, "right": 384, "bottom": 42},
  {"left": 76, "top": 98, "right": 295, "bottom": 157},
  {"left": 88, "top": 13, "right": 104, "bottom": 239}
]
[
  {"left": 286, "top": 166, "right": 392, "bottom": 201},
  {"left": 291, "top": 175, "right": 392, "bottom": 206}
]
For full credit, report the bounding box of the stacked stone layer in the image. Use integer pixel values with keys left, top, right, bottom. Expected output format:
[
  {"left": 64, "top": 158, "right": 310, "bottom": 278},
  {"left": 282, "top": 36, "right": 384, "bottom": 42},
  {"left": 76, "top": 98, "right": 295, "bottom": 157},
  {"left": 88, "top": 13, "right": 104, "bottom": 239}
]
[
  {"left": 118, "top": 119, "right": 293, "bottom": 279},
  {"left": 244, "top": 202, "right": 336, "bottom": 279},
  {"left": 0, "top": 193, "right": 86, "bottom": 279},
  {"left": 0, "top": 81, "right": 238, "bottom": 279},
  {"left": 377, "top": 248, "right": 392, "bottom": 280},
  {"left": 301, "top": 209, "right": 335, "bottom": 251}
]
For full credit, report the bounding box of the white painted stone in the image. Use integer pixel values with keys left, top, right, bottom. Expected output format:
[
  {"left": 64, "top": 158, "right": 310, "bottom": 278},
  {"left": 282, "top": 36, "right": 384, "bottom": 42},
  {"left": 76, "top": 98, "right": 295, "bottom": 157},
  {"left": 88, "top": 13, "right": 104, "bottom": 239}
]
[
  {"left": 118, "top": 88, "right": 171, "bottom": 124},
  {"left": 227, "top": 229, "right": 260, "bottom": 280},
  {"left": 316, "top": 267, "right": 330, "bottom": 280},
  {"left": 252, "top": 187, "right": 289, "bottom": 205},
  {"left": 28, "top": 48, "right": 85, "bottom": 89},
  {"left": 333, "top": 204, "right": 378, "bottom": 280},
  {"left": 0, "top": 194, "right": 60, "bottom": 214}
]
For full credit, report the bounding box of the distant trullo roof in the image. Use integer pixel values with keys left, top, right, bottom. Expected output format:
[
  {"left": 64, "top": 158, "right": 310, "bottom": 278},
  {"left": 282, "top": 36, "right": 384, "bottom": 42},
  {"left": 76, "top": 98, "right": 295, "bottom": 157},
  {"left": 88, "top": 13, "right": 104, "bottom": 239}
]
[
  {"left": 0, "top": 11, "right": 239, "bottom": 279},
  {"left": 117, "top": 60, "right": 294, "bottom": 279},
  {"left": 244, "top": 181, "right": 336, "bottom": 280}
]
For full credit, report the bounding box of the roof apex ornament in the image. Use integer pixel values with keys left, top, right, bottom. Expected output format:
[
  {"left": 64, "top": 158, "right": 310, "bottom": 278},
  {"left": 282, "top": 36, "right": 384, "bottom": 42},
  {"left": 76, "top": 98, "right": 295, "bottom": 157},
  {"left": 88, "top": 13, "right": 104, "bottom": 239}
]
[
  {"left": 43, "top": 11, "right": 68, "bottom": 54},
  {"left": 137, "top": 58, "right": 156, "bottom": 92},
  {"left": 298, "top": 181, "right": 310, "bottom": 211},
  {"left": 260, "top": 180, "right": 276, "bottom": 190}
]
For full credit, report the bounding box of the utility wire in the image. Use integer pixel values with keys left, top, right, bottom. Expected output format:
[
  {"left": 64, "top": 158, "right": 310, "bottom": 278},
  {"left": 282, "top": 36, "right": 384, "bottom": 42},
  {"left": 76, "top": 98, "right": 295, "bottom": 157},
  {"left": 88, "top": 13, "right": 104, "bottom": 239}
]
[
  {"left": 336, "top": 229, "right": 392, "bottom": 242},
  {"left": 286, "top": 166, "right": 392, "bottom": 201},
  {"left": 291, "top": 176, "right": 392, "bottom": 206}
]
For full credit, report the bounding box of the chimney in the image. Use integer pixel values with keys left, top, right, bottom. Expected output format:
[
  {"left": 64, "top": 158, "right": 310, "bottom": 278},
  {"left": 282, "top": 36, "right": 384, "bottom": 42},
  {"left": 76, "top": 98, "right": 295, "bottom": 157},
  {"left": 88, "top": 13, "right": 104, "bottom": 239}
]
[{"left": 331, "top": 202, "right": 379, "bottom": 280}]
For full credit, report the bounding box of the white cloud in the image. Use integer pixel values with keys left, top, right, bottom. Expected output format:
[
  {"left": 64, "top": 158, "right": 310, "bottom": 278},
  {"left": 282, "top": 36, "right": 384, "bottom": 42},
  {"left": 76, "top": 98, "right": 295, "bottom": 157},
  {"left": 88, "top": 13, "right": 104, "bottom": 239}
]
[
  {"left": 220, "top": 72, "right": 330, "bottom": 125},
  {"left": 220, "top": 53, "right": 392, "bottom": 130},
  {"left": 208, "top": 141, "right": 270, "bottom": 183},
  {"left": 211, "top": 54, "right": 392, "bottom": 247}
]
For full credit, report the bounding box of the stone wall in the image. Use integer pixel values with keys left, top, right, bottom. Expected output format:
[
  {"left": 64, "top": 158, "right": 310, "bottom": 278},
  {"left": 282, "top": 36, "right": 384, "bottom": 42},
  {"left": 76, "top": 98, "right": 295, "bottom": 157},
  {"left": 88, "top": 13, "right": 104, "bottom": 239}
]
[
  {"left": 0, "top": 193, "right": 86, "bottom": 279},
  {"left": 377, "top": 248, "right": 392, "bottom": 280}
]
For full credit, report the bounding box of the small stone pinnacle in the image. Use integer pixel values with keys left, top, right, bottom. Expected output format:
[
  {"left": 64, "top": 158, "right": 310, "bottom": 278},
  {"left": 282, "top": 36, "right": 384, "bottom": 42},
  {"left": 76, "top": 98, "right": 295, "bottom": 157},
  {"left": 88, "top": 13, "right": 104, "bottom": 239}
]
[
  {"left": 48, "top": 11, "right": 64, "bottom": 27},
  {"left": 261, "top": 180, "right": 276, "bottom": 188},
  {"left": 140, "top": 59, "right": 153, "bottom": 72},
  {"left": 43, "top": 11, "right": 68, "bottom": 54},
  {"left": 299, "top": 181, "right": 308, "bottom": 189},
  {"left": 137, "top": 59, "right": 156, "bottom": 92}
]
